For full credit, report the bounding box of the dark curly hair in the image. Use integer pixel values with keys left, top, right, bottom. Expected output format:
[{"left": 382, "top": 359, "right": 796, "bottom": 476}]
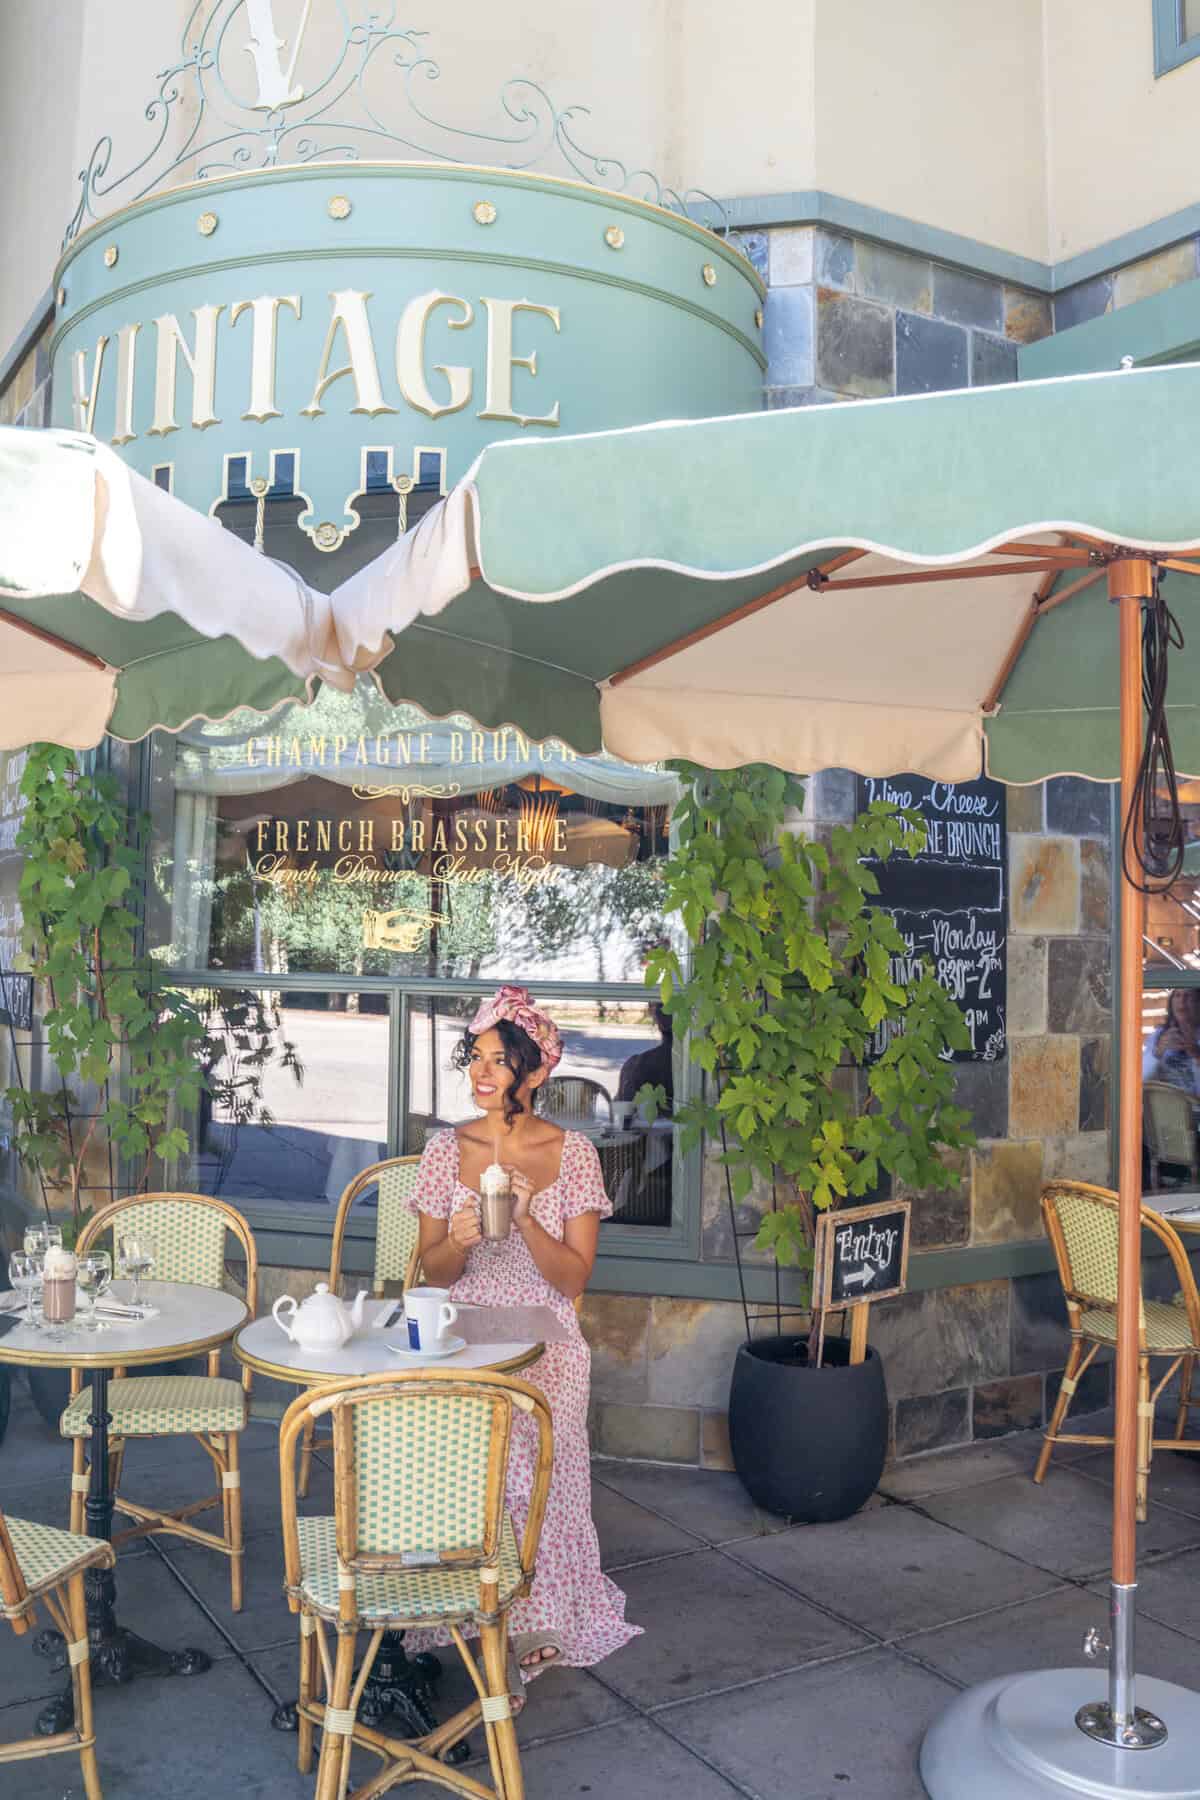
[{"left": 453, "top": 1017, "right": 543, "bottom": 1127}]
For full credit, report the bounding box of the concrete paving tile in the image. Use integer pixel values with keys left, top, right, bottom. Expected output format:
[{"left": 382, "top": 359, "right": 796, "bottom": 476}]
[
  {"left": 734, "top": 1504, "right": 1058, "bottom": 1637},
  {"left": 518, "top": 1715, "right": 745, "bottom": 1797},
  {"left": 249, "top": 1643, "right": 710, "bottom": 1797},
  {"left": 919, "top": 1468, "right": 1200, "bottom": 1579},
  {"left": 878, "top": 1431, "right": 1053, "bottom": 1499},
  {"left": 594, "top": 1459, "right": 792, "bottom": 1544},
  {"left": 157, "top": 1533, "right": 295, "bottom": 1652},
  {"left": 590, "top": 1476, "right": 703, "bottom": 1569},
  {"left": 1093, "top": 1548, "right": 1200, "bottom": 1642},
  {"left": 600, "top": 1546, "right": 870, "bottom": 1704},
  {"left": 7, "top": 1646, "right": 316, "bottom": 1799},
  {"left": 904, "top": 1585, "right": 1200, "bottom": 1689},
  {"left": 1073, "top": 1444, "right": 1200, "bottom": 1519},
  {"left": 665, "top": 1647, "right": 951, "bottom": 1799}
]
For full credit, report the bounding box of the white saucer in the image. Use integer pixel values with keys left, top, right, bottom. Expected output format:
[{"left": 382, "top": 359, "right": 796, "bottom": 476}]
[{"left": 386, "top": 1334, "right": 467, "bottom": 1361}]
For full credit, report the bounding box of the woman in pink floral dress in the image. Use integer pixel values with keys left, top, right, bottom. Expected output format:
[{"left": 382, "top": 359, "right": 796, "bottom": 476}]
[{"left": 407, "top": 985, "right": 642, "bottom": 1696}]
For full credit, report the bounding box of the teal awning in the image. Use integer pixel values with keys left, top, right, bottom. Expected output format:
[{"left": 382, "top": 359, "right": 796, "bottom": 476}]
[{"left": 331, "top": 363, "right": 1200, "bottom": 779}]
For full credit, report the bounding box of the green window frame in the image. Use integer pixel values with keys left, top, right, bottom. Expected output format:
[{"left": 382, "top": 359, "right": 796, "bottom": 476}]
[{"left": 1153, "top": 1, "right": 1200, "bottom": 76}]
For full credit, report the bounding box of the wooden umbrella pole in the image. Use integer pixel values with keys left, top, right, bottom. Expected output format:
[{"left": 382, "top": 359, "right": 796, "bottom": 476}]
[{"left": 1110, "top": 558, "right": 1151, "bottom": 1729}]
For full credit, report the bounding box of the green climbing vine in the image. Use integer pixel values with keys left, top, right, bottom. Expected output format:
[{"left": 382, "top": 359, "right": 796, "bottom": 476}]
[{"left": 643, "top": 765, "right": 975, "bottom": 1279}]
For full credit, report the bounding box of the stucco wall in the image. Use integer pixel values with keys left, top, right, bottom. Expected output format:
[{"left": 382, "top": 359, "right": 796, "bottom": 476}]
[{"left": 1044, "top": 0, "right": 1200, "bottom": 262}]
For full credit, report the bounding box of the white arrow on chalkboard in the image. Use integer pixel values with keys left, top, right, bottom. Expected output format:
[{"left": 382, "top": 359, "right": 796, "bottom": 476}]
[{"left": 842, "top": 1265, "right": 875, "bottom": 1291}]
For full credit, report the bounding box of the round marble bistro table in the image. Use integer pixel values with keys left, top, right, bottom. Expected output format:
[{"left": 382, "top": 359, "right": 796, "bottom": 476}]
[
  {"left": 0, "top": 1279, "right": 248, "bottom": 1732},
  {"left": 233, "top": 1302, "right": 542, "bottom": 1742}
]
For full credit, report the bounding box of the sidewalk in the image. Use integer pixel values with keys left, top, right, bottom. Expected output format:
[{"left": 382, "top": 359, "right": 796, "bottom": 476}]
[{"left": 3, "top": 1382, "right": 1199, "bottom": 1798}]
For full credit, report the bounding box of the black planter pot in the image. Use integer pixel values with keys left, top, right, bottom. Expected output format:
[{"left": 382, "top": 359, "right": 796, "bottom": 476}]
[{"left": 728, "top": 1333, "right": 888, "bottom": 1523}]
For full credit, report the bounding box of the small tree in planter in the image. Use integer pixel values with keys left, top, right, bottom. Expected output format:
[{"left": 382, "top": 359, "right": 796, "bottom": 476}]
[
  {"left": 642, "top": 765, "right": 974, "bottom": 1520},
  {"left": 3, "top": 746, "right": 302, "bottom": 1423}
]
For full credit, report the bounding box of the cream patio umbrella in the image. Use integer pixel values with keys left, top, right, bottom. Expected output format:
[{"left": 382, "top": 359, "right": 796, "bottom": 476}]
[
  {"left": 0, "top": 426, "right": 348, "bottom": 747},
  {"left": 331, "top": 362, "right": 1200, "bottom": 1798}
]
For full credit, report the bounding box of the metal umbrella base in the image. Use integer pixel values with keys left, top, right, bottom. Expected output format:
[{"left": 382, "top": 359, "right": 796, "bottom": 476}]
[{"left": 921, "top": 1670, "right": 1200, "bottom": 1798}]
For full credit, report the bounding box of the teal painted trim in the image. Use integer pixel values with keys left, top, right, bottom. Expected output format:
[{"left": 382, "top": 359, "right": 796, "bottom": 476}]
[
  {"left": 1154, "top": 0, "right": 1200, "bottom": 76},
  {"left": 1019, "top": 277, "right": 1200, "bottom": 379},
  {"left": 700, "top": 189, "right": 1052, "bottom": 292},
  {"left": 51, "top": 244, "right": 766, "bottom": 375},
  {"left": 709, "top": 184, "right": 1200, "bottom": 304},
  {"left": 56, "top": 159, "right": 764, "bottom": 296},
  {"left": 0, "top": 289, "right": 53, "bottom": 396}
]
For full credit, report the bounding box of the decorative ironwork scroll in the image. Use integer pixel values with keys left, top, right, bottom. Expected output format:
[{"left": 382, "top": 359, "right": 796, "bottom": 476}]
[{"left": 64, "top": 2, "right": 737, "bottom": 246}]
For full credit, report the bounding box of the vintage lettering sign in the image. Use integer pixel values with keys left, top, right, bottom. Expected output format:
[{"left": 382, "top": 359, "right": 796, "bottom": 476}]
[
  {"left": 856, "top": 773, "right": 1008, "bottom": 1063},
  {"left": 812, "top": 1200, "right": 911, "bottom": 1311}
]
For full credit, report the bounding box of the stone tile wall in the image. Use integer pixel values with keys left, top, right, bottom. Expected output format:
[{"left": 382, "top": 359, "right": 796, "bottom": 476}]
[
  {"left": 1052, "top": 236, "right": 1200, "bottom": 332},
  {"left": 747, "top": 225, "right": 1052, "bottom": 409},
  {"left": 0, "top": 315, "right": 52, "bottom": 429}
]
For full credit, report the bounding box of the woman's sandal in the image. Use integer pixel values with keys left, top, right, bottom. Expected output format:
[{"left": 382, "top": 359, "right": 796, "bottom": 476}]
[{"left": 505, "top": 1632, "right": 565, "bottom": 1714}]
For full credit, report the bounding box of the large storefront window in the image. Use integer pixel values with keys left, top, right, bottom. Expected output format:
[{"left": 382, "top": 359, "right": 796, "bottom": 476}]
[
  {"left": 1142, "top": 780, "right": 1200, "bottom": 1193},
  {"left": 148, "top": 685, "right": 682, "bottom": 1231}
]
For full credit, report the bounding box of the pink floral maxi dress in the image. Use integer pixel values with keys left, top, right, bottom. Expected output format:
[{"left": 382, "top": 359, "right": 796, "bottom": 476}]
[{"left": 404, "top": 1128, "right": 642, "bottom": 1675}]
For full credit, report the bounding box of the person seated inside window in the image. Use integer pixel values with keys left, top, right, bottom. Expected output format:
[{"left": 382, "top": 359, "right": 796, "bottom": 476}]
[
  {"left": 616, "top": 1002, "right": 674, "bottom": 1113},
  {"left": 1143, "top": 987, "right": 1200, "bottom": 1100}
]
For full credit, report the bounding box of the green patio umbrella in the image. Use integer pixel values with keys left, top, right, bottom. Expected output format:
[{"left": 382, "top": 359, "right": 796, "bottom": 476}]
[
  {"left": 0, "top": 426, "right": 347, "bottom": 747},
  {"left": 332, "top": 362, "right": 1200, "bottom": 1797}
]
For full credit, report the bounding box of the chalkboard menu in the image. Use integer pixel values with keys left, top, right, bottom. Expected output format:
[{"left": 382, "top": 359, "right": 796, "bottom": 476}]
[
  {"left": 813, "top": 1200, "right": 911, "bottom": 1309},
  {"left": 856, "top": 772, "right": 1007, "bottom": 1063}
]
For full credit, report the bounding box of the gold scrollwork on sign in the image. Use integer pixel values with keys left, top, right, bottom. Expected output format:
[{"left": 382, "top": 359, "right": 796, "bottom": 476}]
[
  {"left": 362, "top": 908, "right": 447, "bottom": 952},
  {"left": 351, "top": 782, "right": 462, "bottom": 804}
]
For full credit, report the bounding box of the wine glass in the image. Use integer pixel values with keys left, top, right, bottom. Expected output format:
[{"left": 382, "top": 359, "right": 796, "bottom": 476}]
[
  {"left": 8, "top": 1250, "right": 40, "bottom": 1329},
  {"left": 118, "top": 1232, "right": 155, "bottom": 1305},
  {"left": 77, "top": 1250, "right": 112, "bottom": 1331}
]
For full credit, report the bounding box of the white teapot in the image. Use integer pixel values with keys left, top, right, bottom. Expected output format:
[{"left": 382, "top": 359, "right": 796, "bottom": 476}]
[{"left": 272, "top": 1283, "right": 366, "bottom": 1352}]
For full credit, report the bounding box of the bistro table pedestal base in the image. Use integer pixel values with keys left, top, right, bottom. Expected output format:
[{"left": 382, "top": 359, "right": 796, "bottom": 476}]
[
  {"left": 33, "top": 1565, "right": 211, "bottom": 1736},
  {"left": 920, "top": 1669, "right": 1200, "bottom": 1798},
  {"left": 272, "top": 1635, "right": 470, "bottom": 1764}
]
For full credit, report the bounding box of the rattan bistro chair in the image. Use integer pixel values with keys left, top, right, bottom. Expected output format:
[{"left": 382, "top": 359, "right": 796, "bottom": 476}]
[
  {"left": 541, "top": 1075, "right": 612, "bottom": 1124},
  {"left": 0, "top": 1506, "right": 113, "bottom": 1798},
  {"left": 63, "top": 1193, "right": 257, "bottom": 1611},
  {"left": 297, "top": 1155, "right": 423, "bottom": 1499},
  {"left": 1035, "top": 1180, "right": 1200, "bottom": 1518},
  {"left": 280, "top": 1368, "right": 554, "bottom": 1800},
  {"left": 1143, "top": 1080, "right": 1200, "bottom": 1187}
]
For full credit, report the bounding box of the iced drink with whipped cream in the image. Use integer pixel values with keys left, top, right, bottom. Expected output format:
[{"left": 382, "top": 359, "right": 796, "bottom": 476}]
[{"left": 480, "top": 1162, "right": 513, "bottom": 1241}]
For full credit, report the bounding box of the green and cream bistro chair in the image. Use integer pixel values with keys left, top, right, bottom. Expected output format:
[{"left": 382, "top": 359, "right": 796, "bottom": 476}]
[
  {"left": 1035, "top": 1179, "right": 1200, "bottom": 1518},
  {"left": 280, "top": 1367, "right": 554, "bottom": 1800},
  {"left": 63, "top": 1192, "right": 258, "bottom": 1611},
  {"left": 0, "top": 1505, "right": 113, "bottom": 1797},
  {"left": 297, "top": 1154, "right": 424, "bottom": 1499}
]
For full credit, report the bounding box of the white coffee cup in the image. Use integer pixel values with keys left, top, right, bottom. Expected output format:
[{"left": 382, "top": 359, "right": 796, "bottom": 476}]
[
  {"left": 611, "top": 1101, "right": 635, "bottom": 1129},
  {"left": 404, "top": 1286, "right": 458, "bottom": 1351}
]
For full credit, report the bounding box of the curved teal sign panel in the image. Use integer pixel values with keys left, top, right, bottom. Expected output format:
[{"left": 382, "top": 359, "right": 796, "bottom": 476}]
[{"left": 51, "top": 163, "right": 764, "bottom": 555}]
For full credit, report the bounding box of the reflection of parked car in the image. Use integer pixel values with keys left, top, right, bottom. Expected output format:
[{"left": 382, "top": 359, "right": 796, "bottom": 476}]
[{"left": 542, "top": 1075, "right": 612, "bottom": 1123}]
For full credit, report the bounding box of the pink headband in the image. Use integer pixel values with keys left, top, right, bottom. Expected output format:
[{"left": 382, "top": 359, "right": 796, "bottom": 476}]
[{"left": 469, "top": 985, "right": 564, "bottom": 1071}]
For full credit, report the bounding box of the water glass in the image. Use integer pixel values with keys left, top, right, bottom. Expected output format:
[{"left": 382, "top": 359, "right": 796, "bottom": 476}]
[
  {"left": 77, "top": 1250, "right": 112, "bottom": 1331},
  {"left": 118, "top": 1232, "right": 155, "bottom": 1305},
  {"left": 23, "top": 1221, "right": 62, "bottom": 1256},
  {"left": 7, "top": 1250, "right": 40, "bottom": 1328}
]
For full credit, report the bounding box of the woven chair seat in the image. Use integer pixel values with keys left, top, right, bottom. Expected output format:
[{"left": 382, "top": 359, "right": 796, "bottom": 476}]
[
  {"left": 0, "top": 1517, "right": 110, "bottom": 1612},
  {"left": 296, "top": 1512, "right": 524, "bottom": 1622},
  {"left": 61, "top": 1375, "right": 247, "bottom": 1438},
  {"left": 1080, "top": 1301, "right": 1200, "bottom": 1355}
]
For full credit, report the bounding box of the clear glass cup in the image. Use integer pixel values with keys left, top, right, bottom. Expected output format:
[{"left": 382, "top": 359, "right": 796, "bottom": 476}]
[
  {"left": 8, "top": 1250, "right": 40, "bottom": 1329},
  {"left": 23, "top": 1221, "right": 62, "bottom": 1255},
  {"left": 117, "top": 1233, "right": 155, "bottom": 1305},
  {"left": 77, "top": 1250, "right": 112, "bottom": 1331}
]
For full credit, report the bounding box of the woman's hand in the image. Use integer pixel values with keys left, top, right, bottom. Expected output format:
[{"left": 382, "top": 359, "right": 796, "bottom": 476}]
[
  {"left": 507, "top": 1167, "right": 535, "bottom": 1226},
  {"left": 448, "top": 1200, "right": 483, "bottom": 1253}
]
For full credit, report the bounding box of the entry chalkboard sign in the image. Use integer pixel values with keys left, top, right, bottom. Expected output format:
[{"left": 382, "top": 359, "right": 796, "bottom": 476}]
[
  {"left": 813, "top": 1199, "right": 911, "bottom": 1311},
  {"left": 856, "top": 772, "right": 1007, "bottom": 1063}
]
